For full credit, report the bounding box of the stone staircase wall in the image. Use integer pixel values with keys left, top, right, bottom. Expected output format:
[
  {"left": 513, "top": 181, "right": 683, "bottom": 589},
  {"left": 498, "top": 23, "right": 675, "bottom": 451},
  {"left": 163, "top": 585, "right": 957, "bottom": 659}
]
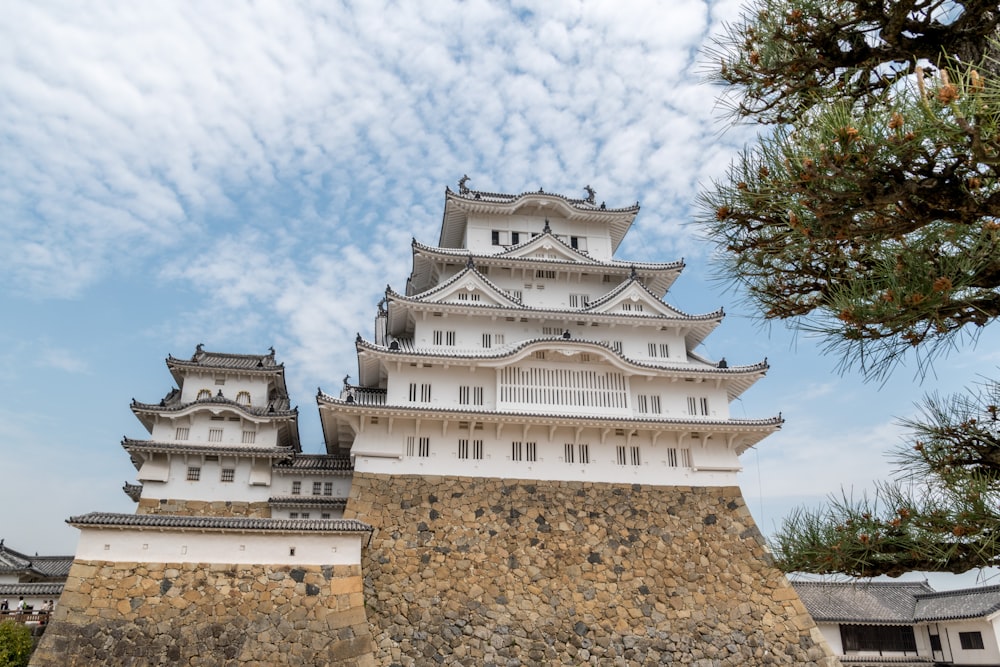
[{"left": 345, "top": 473, "right": 840, "bottom": 666}]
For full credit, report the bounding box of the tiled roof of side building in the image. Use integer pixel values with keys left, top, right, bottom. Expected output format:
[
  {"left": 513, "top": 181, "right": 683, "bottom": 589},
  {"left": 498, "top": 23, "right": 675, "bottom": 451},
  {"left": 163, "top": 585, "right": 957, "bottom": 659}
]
[
  {"left": 68, "top": 512, "right": 372, "bottom": 534},
  {"left": 0, "top": 543, "right": 73, "bottom": 580},
  {"left": 268, "top": 497, "right": 349, "bottom": 508},
  {"left": 914, "top": 585, "right": 1000, "bottom": 621},
  {"left": 792, "top": 581, "right": 933, "bottom": 623},
  {"left": 272, "top": 455, "right": 354, "bottom": 473},
  {"left": 0, "top": 583, "right": 65, "bottom": 597}
]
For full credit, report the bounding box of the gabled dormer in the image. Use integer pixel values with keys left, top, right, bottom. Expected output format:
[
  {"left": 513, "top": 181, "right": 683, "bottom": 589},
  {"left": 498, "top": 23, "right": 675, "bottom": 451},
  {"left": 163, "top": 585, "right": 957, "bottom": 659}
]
[
  {"left": 410, "top": 262, "right": 522, "bottom": 309},
  {"left": 498, "top": 228, "right": 598, "bottom": 264}
]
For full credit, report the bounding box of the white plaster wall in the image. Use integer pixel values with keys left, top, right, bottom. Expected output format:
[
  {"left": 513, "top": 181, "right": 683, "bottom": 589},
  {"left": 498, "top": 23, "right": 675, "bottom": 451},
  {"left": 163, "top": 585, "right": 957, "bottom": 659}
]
[
  {"left": 75, "top": 526, "right": 363, "bottom": 566},
  {"left": 943, "top": 620, "right": 1000, "bottom": 665},
  {"left": 178, "top": 371, "right": 272, "bottom": 406},
  {"left": 149, "top": 412, "right": 280, "bottom": 447},
  {"left": 141, "top": 458, "right": 274, "bottom": 501},
  {"left": 350, "top": 421, "right": 740, "bottom": 486},
  {"left": 816, "top": 624, "right": 843, "bottom": 655},
  {"left": 271, "top": 475, "right": 352, "bottom": 498},
  {"left": 465, "top": 213, "right": 611, "bottom": 261}
]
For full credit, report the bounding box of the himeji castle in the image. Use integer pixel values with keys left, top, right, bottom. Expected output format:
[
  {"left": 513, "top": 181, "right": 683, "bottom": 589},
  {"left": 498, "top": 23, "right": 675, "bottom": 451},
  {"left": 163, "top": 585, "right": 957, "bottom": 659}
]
[{"left": 31, "top": 183, "right": 839, "bottom": 667}]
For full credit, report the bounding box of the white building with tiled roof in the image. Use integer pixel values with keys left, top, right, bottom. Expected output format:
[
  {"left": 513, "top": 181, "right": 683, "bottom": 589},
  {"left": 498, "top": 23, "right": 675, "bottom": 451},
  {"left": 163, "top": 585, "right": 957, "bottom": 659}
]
[
  {"left": 794, "top": 580, "right": 1000, "bottom": 666},
  {"left": 0, "top": 540, "right": 71, "bottom": 614},
  {"left": 318, "top": 183, "right": 781, "bottom": 485},
  {"left": 123, "top": 345, "right": 352, "bottom": 520}
]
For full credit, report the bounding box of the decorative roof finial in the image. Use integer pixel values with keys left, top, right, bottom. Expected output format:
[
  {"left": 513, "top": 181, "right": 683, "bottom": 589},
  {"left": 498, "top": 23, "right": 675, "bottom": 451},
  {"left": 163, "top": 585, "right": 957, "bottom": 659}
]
[
  {"left": 630, "top": 265, "right": 638, "bottom": 280},
  {"left": 543, "top": 218, "right": 551, "bottom": 234},
  {"left": 584, "top": 185, "right": 596, "bottom": 204},
  {"left": 467, "top": 255, "right": 475, "bottom": 270},
  {"left": 458, "top": 175, "right": 471, "bottom": 194},
  {"left": 343, "top": 374, "right": 351, "bottom": 388},
  {"left": 538, "top": 187, "right": 544, "bottom": 193}
]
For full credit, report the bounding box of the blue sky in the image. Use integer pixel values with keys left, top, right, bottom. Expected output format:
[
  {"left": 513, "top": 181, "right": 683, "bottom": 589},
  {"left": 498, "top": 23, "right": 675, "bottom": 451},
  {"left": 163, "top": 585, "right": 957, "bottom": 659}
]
[{"left": 3, "top": 1, "right": 998, "bottom": 588}]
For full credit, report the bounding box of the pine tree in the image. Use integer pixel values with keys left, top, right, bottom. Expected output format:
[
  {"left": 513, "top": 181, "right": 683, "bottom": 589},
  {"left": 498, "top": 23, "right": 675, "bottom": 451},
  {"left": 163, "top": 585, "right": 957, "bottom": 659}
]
[{"left": 701, "top": 0, "right": 1000, "bottom": 576}]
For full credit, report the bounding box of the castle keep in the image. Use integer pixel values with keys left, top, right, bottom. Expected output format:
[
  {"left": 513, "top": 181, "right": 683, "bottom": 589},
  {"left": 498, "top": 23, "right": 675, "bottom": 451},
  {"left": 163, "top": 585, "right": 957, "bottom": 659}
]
[{"left": 31, "top": 184, "right": 838, "bottom": 665}]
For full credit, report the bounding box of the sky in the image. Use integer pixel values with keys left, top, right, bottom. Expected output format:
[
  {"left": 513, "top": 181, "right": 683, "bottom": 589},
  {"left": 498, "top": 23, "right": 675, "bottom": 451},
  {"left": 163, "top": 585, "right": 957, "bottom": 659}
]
[{"left": 3, "top": 0, "right": 998, "bottom": 588}]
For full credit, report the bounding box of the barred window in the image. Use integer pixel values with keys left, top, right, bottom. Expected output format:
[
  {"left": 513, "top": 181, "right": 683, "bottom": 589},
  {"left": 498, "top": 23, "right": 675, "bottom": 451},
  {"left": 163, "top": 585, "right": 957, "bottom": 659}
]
[
  {"left": 291, "top": 481, "right": 301, "bottom": 495},
  {"left": 208, "top": 428, "right": 223, "bottom": 442},
  {"left": 220, "top": 468, "right": 235, "bottom": 483},
  {"left": 175, "top": 427, "right": 189, "bottom": 440},
  {"left": 186, "top": 467, "right": 201, "bottom": 481}
]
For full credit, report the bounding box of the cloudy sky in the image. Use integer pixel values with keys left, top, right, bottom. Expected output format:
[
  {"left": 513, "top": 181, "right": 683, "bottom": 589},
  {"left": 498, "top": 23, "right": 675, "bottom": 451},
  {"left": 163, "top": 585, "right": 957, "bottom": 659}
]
[{"left": 3, "top": 1, "right": 998, "bottom": 587}]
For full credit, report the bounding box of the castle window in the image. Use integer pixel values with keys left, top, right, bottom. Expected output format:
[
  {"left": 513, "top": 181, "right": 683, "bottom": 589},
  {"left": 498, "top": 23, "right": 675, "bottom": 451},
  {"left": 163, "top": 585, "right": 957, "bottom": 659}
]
[
  {"left": 511, "top": 442, "right": 536, "bottom": 462},
  {"left": 208, "top": 428, "right": 223, "bottom": 442},
  {"left": 186, "top": 467, "right": 201, "bottom": 481},
  {"left": 242, "top": 430, "right": 256, "bottom": 444},
  {"left": 235, "top": 391, "right": 251, "bottom": 406},
  {"left": 312, "top": 482, "right": 321, "bottom": 495},
  {"left": 667, "top": 448, "right": 691, "bottom": 468},
  {"left": 687, "top": 397, "right": 710, "bottom": 416},
  {"left": 631, "top": 446, "right": 641, "bottom": 466},
  {"left": 321, "top": 513, "right": 331, "bottom": 519},
  {"left": 509, "top": 290, "right": 522, "bottom": 301},
  {"left": 636, "top": 395, "right": 661, "bottom": 415},
  {"left": 458, "top": 386, "right": 484, "bottom": 405},
  {"left": 535, "top": 269, "right": 556, "bottom": 279},
  {"left": 534, "top": 351, "right": 546, "bottom": 360},
  {"left": 570, "top": 236, "right": 586, "bottom": 251},
  {"left": 579, "top": 444, "right": 590, "bottom": 464},
  {"left": 407, "top": 436, "right": 430, "bottom": 457},
  {"left": 300, "top": 513, "right": 310, "bottom": 519},
  {"left": 568, "top": 294, "right": 590, "bottom": 308},
  {"left": 841, "top": 625, "right": 918, "bottom": 653},
  {"left": 197, "top": 389, "right": 212, "bottom": 400},
  {"left": 175, "top": 427, "right": 189, "bottom": 440},
  {"left": 291, "top": 481, "right": 301, "bottom": 495},
  {"left": 324, "top": 482, "right": 333, "bottom": 496},
  {"left": 491, "top": 230, "right": 501, "bottom": 245},
  {"left": 215, "top": 378, "right": 226, "bottom": 385},
  {"left": 647, "top": 343, "right": 669, "bottom": 357},
  {"left": 220, "top": 468, "right": 235, "bottom": 483},
  {"left": 421, "top": 384, "right": 432, "bottom": 402},
  {"left": 482, "top": 333, "right": 504, "bottom": 348},
  {"left": 564, "top": 443, "right": 574, "bottom": 463},
  {"left": 432, "top": 330, "right": 456, "bottom": 346},
  {"left": 289, "top": 513, "right": 298, "bottom": 519},
  {"left": 960, "top": 632, "right": 985, "bottom": 650},
  {"left": 510, "top": 232, "right": 520, "bottom": 244}
]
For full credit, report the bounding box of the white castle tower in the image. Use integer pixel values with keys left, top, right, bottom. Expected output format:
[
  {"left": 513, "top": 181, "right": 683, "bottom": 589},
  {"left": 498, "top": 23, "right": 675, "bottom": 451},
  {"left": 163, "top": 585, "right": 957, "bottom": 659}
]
[{"left": 318, "top": 183, "right": 780, "bottom": 484}]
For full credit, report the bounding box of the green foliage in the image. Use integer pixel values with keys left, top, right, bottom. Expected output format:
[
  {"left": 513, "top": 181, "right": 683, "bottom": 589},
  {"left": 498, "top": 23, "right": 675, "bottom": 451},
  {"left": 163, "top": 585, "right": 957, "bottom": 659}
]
[
  {"left": 0, "top": 621, "right": 33, "bottom": 667},
  {"left": 702, "top": 0, "right": 1000, "bottom": 576},
  {"left": 701, "top": 0, "right": 1000, "bottom": 379},
  {"left": 772, "top": 378, "right": 1000, "bottom": 576}
]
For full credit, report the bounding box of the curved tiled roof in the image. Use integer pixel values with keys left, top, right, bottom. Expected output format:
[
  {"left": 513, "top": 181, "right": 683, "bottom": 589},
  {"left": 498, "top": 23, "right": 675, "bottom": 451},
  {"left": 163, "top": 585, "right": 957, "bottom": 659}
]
[
  {"left": 412, "top": 238, "right": 682, "bottom": 271},
  {"left": 914, "top": 585, "right": 1000, "bottom": 621},
  {"left": 131, "top": 394, "right": 297, "bottom": 419},
  {"left": 67, "top": 512, "right": 372, "bottom": 534},
  {"left": 268, "top": 496, "right": 349, "bottom": 508},
  {"left": 167, "top": 345, "right": 283, "bottom": 372},
  {"left": 400, "top": 265, "right": 523, "bottom": 307},
  {"left": 0, "top": 583, "right": 64, "bottom": 597},
  {"left": 440, "top": 186, "right": 639, "bottom": 252},
  {"left": 272, "top": 455, "right": 354, "bottom": 473},
  {"left": 317, "top": 389, "right": 782, "bottom": 429},
  {"left": 121, "top": 438, "right": 296, "bottom": 470},
  {"left": 792, "top": 581, "right": 932, "bottom": 623},
  {"left": 357, "top": 335, "right": 765, "bottom": 376},
  {"left": 0, "top": 543, "right": 73, "bottom": 581},
  {"left": 446, "top": 185, "right": 639, "bottom": 212}
]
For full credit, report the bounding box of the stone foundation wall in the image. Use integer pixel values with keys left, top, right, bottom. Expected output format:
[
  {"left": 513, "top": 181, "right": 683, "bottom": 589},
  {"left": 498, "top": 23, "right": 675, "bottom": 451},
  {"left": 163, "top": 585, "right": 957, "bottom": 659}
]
[
  {"left": 30, "top": 560, "right": 375, "bottom": 666},
  {"left": 345, "top": 474, "right": 840, "bottom": 666},
  {"left": 136, "top": 498, "right": 271, "bottom": 517}
]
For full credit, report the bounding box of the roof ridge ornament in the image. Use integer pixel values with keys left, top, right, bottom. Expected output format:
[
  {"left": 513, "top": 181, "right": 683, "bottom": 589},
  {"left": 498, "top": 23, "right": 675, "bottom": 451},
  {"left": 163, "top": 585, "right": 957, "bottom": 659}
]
[
  {"left": 543, "top": 218, "right": 551, "bottom": 234},
  {"left": 630, "top": 265, "right": 638, "bottom": 280},
  {"left": 458, "top": 174, "right": 470, "bottom": 194},
  {"left": 584, "top": 185, "right": 596, "bottom": 204},
  {"left": 467, "top": 255, "right": 475, "bottom": 270}
]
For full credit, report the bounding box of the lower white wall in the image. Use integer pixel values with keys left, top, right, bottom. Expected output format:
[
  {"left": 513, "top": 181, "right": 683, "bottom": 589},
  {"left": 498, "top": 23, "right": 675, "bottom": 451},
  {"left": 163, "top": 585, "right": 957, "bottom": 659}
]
[{"left": 75, "top": 527, "right": 363, "bottom": 566}]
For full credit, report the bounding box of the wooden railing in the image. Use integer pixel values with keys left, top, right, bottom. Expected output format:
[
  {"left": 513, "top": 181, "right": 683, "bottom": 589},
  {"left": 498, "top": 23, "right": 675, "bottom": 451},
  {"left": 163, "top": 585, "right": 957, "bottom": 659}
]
[{"left": 0, "top": 609, "right": 50, "bottom": 625}]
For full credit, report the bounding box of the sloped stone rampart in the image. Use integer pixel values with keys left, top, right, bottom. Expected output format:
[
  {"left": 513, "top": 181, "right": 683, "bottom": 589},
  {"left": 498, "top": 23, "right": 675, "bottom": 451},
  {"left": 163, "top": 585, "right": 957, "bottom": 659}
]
[
  {"left": 344, "top": 474, "right": 840, "bottom": 666},
  {"left": 136, "top": 498, "right": 271, "bottom": 517},
  {"left": 29, "top": 561, "right": 375, "bottom": 666}
]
